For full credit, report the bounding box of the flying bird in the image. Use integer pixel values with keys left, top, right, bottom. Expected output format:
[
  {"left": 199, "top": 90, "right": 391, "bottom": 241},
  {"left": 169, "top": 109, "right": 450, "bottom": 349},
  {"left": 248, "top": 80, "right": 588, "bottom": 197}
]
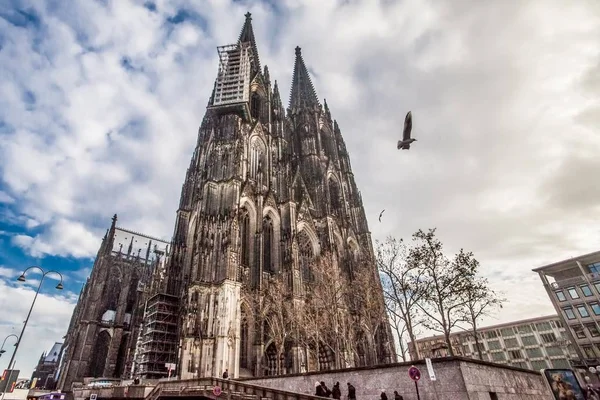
[
  {"left": 378, "top": 209, "right": 385, "bottom": 222},
  {"left": 397, "top": 111, "right": 416, "bottom": 150}
]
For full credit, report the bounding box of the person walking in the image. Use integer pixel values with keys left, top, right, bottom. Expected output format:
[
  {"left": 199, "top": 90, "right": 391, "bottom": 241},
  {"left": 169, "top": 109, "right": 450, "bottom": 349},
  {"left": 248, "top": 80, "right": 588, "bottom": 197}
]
[
  {"left": 332, "top": 382, "right": 341, "bottom": 400},
  {"left": 347, "top": 382, "right": 356, "bottom": 400}
]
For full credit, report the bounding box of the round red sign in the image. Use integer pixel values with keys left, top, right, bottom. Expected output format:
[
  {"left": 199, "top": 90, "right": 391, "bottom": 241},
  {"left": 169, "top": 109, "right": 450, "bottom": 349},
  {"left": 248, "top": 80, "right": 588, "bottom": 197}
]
[
  {"left": 213, "top": 386, "right": 222, "bottom": 396},
  {"left": 408, "top": 366, "right": 421, "bottom": 381}
]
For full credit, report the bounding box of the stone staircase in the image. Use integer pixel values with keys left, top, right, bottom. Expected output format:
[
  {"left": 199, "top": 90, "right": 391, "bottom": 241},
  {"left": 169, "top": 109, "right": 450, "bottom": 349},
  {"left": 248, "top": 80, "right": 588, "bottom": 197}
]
[{"left": 146, "top": 377, "right": 321, "bottom": 400}]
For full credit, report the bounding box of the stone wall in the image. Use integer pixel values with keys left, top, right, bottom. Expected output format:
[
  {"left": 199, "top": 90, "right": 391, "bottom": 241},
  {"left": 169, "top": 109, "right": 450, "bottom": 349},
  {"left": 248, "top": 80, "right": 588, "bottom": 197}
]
[{"left": 238, "top": 357, "right": 550, "bottom": 400}]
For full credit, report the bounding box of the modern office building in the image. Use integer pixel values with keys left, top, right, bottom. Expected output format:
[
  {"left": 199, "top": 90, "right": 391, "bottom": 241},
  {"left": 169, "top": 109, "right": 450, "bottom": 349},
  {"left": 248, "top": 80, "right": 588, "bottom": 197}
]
[
  {"left": 409, "top": 315, "right": 577, "bottom": 371},
  {"left": 533, "top": 250, "right": 600, "bottom": 370}
]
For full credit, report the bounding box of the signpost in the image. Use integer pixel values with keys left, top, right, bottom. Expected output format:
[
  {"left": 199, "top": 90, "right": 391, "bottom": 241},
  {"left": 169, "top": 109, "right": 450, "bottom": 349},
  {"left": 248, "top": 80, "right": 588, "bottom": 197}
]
[
  {"left": 425, "top": 358, "right": 437, "bottom": 381},
  {"left": 408, "top": 365, "right": 421, "bottom": 400}
]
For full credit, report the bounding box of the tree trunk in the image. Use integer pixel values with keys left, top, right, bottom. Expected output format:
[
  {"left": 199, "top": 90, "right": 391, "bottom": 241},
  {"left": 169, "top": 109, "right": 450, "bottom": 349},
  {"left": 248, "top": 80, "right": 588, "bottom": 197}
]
[
  {"left": 444, "top": 331, "right": 455, "bottom": 356},
  {"left": 472, "top": 317, "right": 482, "bottom": 360}
]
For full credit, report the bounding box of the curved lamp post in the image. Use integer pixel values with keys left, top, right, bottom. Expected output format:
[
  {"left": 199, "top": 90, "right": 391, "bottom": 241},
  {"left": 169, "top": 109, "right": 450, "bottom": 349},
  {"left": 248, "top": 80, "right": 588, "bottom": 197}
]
[
  {"left": 0, "top": 267, "right": 63, "bottom": 400},
  {"left": 0, "top": 335, "right": 18, "bottom": 358}
]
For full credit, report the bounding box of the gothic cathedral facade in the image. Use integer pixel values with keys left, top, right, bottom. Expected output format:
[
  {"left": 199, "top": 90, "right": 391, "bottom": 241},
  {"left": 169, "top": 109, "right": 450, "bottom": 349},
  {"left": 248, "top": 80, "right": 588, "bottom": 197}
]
[
  {"left": 57, "top": 13, "right": 393, "bottom": 388},
  {"left": 166, "top": 13, "right": 394, "bottom": 379}
]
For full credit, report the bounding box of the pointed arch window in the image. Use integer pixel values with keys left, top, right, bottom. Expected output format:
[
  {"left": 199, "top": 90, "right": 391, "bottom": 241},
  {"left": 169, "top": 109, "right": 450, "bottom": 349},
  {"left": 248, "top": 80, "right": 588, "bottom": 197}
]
[
  {"left": 251, "top": 92, "right": 261, "bottom": 120},
  {"left": 263, "top": 216, "right": 274, "bottom": 273},
  {"left": 250, "top": 138, "right": 265, "bottom": 180},
  {"left": 240, "top": 208, "right": 250, "bottom": 267},
  {"left": 298, "top": 230, "right": 314, "bottom": 282},
  {"left": 328, "top": 178, "right": 342, "bottom": 215}
]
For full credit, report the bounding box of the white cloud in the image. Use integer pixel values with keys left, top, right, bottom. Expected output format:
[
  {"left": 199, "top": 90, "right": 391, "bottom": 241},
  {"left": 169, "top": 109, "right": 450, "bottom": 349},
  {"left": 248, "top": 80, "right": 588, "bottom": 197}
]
[
  {"left": 0, "top": 0, "right": 598, "bottom": 362},
  {"left": 0, "top": 190, "right": 14, "bottom": 204},
  {"left": 11, "top": 219, "right": 99, "bottom": 258}
]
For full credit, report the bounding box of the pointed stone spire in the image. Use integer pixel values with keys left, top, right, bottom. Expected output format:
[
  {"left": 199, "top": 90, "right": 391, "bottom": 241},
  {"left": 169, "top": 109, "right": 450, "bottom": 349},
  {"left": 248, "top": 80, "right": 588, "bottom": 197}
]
[
  {"left": 272, "top": 80, "right": 284, "bottom": 115},
  {"left": 103, "top": 213, "right": 118, "bottom": 255},
  {"left": 323, "top": 98, "right": 332, "bottom": 122},
  {"left": 263, "top": 65, "right": 270, "bottom": 85},
  {"left": 238, "top": 12, "right": 260, "bottom": 71},
  {"left": 289, "top": 46, "right": 320, "bottom": 110}
]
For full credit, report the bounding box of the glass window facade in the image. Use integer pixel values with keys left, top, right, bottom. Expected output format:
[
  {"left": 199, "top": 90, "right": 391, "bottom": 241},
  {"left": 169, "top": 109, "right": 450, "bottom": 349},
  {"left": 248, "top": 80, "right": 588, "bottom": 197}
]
[
  {"left": 589, "top": 262, "right": 600, "bottom": 274},
  {"left": 577, "top": 305, "right": 590, "bottom": 318},
  {"left": 581, "top": 285, "right": 593, "bottom": 297},
  {"left": 526, "top": 348, "right": 543, "bottom": 358},
  {"left": 567, "top": 287, "right": 579, "bottom": 299},
  {"left": 563, "top": 308, "right": 576, "bottom": 320},
  {"left": 522, "top": 336, "right": 538, "bottom": 346}
]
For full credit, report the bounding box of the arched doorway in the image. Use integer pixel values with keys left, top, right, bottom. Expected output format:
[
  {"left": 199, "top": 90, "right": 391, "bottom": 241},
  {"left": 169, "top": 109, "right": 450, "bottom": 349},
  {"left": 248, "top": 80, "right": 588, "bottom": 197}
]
[{"left": 89, "top": 330, "right": 111, "bottom": 377}]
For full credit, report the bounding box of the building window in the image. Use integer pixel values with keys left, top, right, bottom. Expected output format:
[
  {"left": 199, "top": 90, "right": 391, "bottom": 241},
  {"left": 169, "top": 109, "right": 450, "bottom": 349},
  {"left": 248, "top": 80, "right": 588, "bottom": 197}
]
[
  {"left": 500, "top": 328, "right": 514, "bottom": 337},
  {"left": 581, "top": 285, "right": 593, "bottom": 297},
  {"left": 555, "top": 291, "right": 567, "bottom": 302},
  {"left": 531, "top": 360, "right": 548, "bottom": 371},
  {"left": 546, "top": 346, "right": 563, "bottom": 357},
  {"left": 240, "top": 208, "right": 251, "bottom": 267},
  {"left": 595, "top": 283, "right": 600, "bottom": 294},
  {"left": 577, "top": 305, "right": 590, "bottom": 318},
  {"left": 552, "top": 359, "right": 570, "bottom": 369},
  {"left": 540, "top": 333, "right": 557, "bottom": 343},
  {"left": 554, "top": 319, "right": 563, "bottom": 328},
  {"left": 591, "top": 303, "right": 600, "bottom": 316},
  {"left": 491, "top": 352, "right": 505, "bottom": 362},
  {"left": 526, "top": 348, "right": 543, "bottom": 358},
  {"left": 262, "top": 216, "right": 274, "bottom": 273},
  {"left": 518, "top": 325, "right": 533, "bottom": 334},
  {"left": 572, "top": 326, "right": 587, "bottom": 339},
  {"left": 509, "top": 350, "right": 522, "bottom": 360},
  {"left": 522, "top": 335, "right": 538, "bottom": 346},
  {"left": 583, "top": 346, "right": 596, "bottom": 358},
  {"left": 488, "top": 340, "right": 501, "bottom": 350},
  {"left": 504, "top": 338, "right": 519, "bottom": 348},
  {"left": 587, "top": 324, "right": 600, "bottom": 337},
  {"left": 536, "top": 322, "right": 552, "bottom": 331},
  {"left": 589, "top": 262, "right": 600, "bottom": 274},
  {"left": 486, "top": 330, "right": 498, "bottom": 339},
  {"left": 563, "top": 307, "right": 576, "bottom": 320},
  {"left": 567, "top": 287, "right": 580, "bottom": 299}
]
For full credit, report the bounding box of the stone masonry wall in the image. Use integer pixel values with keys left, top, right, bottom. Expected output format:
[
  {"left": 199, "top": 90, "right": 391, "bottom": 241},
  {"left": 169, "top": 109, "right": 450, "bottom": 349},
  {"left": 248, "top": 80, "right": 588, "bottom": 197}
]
[{"left": 238, "top": 357, "right": 550, "bottom": 400}]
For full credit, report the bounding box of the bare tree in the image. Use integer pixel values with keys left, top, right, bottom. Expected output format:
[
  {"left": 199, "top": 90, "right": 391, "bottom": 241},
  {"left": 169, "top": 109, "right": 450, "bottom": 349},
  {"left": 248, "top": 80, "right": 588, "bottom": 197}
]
[
  {"left": 412, "top": 229, "right": 475, "bottom": 356},
  {"left": 263, "top": 274, "right": 296, "bottom": 374},
  {"left": 455, "top": 251, "right": 505, "bottom": 360},
  {"left": 385, "top": 295, "right": 411, "bottom": 361},
  {"left": 304, "top": 252, "right": 356, "bottom": 369},
  {"left": 376, "top": 236, "right": 424, "bottom": 360},
  {"left": 347, "top": 259, "right": 389, "bottom": 365}
]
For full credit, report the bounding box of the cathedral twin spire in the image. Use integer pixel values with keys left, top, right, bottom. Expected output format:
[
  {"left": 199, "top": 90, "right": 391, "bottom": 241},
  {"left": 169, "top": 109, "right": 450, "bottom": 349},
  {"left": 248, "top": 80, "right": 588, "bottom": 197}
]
[{"left": 237, "top": 12, "right": 321, "bottom": 112}]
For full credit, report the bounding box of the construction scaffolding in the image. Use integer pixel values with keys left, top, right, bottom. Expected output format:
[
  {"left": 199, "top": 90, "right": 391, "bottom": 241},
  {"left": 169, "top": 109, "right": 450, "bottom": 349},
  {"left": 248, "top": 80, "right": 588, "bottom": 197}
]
[
  {"left": 138, "top": 293, "right": 180, "bottom": 379},
  {"left": 208, "top": 42, "right": 254, "bottom": 119}
]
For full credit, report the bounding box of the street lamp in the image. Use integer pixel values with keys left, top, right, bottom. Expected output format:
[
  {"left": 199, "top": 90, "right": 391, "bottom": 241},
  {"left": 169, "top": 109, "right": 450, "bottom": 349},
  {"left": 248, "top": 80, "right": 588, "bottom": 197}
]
[
  {"left": 0, "top": 335, "right": 18, "bottom": 358},
  {"left": 0, "top": 267, "right": 63, "bottom": 400}
]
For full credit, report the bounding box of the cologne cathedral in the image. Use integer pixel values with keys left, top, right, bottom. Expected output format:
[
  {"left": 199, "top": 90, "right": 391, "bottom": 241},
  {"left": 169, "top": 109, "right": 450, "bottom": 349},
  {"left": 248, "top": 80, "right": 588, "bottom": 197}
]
[{"left": 57, "top": 13, "right": 393, "bottom": 390}]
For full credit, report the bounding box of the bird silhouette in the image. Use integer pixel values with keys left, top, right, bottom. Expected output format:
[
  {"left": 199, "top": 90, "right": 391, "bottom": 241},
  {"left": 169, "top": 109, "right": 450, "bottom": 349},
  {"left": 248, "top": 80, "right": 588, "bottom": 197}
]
[
  {"left": 397, "top": 111, "right": 416, "bottom": 150},
  {"left": 378, "top": 209, "right": 385, "bottom": 222}
]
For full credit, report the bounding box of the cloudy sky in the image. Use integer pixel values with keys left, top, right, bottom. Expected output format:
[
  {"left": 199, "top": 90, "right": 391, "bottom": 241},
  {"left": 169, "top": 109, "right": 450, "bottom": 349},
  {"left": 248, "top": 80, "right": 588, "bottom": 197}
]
[{"left": 1, "top": 0, "right": 599, "bottom": 376}]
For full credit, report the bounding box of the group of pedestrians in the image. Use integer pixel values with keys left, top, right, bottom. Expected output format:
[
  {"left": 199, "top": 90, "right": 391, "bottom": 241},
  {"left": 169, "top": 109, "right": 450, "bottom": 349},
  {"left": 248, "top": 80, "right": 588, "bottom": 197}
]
[
  {"left": 314, "top": 381, "right": 404, "bottom": 400},
  {"left": 314, "top": 381, "right": 352, "bottom": 399}
]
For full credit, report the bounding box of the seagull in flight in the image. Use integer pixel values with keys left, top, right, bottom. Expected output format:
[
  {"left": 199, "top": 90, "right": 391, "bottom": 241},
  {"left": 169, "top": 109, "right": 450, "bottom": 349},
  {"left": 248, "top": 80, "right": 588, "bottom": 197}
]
[
  {"left": 397, "top": 111, "right": 416, "bottom": 150},
  {"left": 378, "top": 209, "right": 385, "bottom": 222}
]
